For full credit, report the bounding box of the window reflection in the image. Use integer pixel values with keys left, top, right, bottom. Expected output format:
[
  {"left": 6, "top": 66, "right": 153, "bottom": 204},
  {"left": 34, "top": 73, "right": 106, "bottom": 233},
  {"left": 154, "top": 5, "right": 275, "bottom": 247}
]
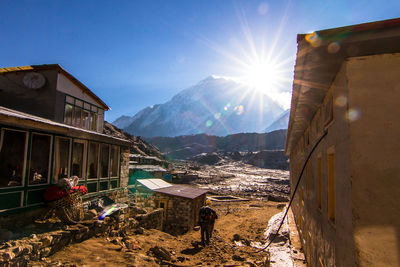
[
  {"left": 0, "top": 129, "right": 26, "bottom": 187},
  {"left": 29, "top": 134, "right": 51, "bottom": 185},
  {"left": 53, "top": 137, "right": 70, "bottom": 183}
]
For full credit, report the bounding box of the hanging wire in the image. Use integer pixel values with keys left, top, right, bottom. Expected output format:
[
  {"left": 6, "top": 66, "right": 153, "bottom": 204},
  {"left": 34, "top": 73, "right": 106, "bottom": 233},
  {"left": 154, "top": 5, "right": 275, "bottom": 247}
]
[{"left": 256, "top": 129, "right": 328, "bottom": 253}]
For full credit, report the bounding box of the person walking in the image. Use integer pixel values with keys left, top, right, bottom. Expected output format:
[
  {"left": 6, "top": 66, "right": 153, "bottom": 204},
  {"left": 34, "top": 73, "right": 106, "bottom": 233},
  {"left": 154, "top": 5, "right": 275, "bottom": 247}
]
[{"left": 198, "top": 205, "right": 218, "bottom": 246}]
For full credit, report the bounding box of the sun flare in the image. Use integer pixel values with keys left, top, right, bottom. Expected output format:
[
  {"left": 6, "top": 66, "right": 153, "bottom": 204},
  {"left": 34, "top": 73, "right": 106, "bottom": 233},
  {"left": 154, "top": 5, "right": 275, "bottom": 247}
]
[{"left": 243, "top": 60, "right": 280, "bottom": 92}]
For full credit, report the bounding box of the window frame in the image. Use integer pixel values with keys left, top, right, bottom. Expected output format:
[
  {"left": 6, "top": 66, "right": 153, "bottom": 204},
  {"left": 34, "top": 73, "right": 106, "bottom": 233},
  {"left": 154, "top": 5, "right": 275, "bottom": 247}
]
[
  {"left": 53, "top": 136, "right": 72, "bottom": 184},
  {"left": 327, "top": 146, "right": 336, "bottom": 224},
  {"left": 87, "top": 141, "right": 100, "bottom": 179},
  {"left": 71, "top": 139, "right": 87, "bottom": 180},
  {"left": 27, "top": 132, "right": 53, "bottom": 186},
  {"left": 0, "top": 128, "right": 28, "bottom": 189},
  {"left": 317, "top": 154, "right": 322, "bottom": 211},
  {"left": 110, "top": 145, "right": 120, "bottom": 178},
  {"left": 99, "top": 143, "right": 110, "bottom": 179},
  {"left": 63, "top": 94, "right": 104, "bottom": 131}
]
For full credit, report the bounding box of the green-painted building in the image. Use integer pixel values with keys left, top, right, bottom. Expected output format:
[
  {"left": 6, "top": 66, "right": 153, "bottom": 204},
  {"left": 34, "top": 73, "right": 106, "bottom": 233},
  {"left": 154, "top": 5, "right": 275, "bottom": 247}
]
[{"left": 0, "top": 64, "right": 131, "bottom": 214}]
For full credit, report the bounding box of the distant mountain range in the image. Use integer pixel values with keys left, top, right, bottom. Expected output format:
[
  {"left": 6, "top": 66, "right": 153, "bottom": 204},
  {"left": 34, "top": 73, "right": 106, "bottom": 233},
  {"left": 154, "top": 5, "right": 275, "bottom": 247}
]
[
  {"left": 147, "top": 129, "right": 287, "bottom": 160},
  {"left": 112, "top": 76, "right": 289, "bottom": 137},
  {"left": 264, "top": 109, "right": 289, "bottom": 133}
]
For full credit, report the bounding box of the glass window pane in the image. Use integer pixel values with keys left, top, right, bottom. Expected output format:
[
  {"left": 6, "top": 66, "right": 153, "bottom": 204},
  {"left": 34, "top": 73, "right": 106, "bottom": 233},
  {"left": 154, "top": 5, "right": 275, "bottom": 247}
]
[
  {"left": 29, "top": 134, "right": 51, "bottom": 185},
  {"left": 91, "top": 113, "right": 97, "bottom": 131},
  {"left": 98, "top": 114, "right": 104, "bottom": 132},
  {"left": 89, "top": 112, "right": 93, "bottom": 131},
  {"left": 66, "top": 95, "right": 74, "bottom": 104},
  {"left": 53, "top": 137, "right": 70, "bottom": 183},
  {"left": 110, "top": 146, "right": 119, "bottom": 177},
  {"left": 73, "top": 107, "right": 82, "bottom": 127},
  {"left": 87, "top": 142, "right": 99, "bottom": 179},
  {"left": 99, "top": 144, "right": 109, "bottom": 178},
  {"left": 72, "top": 141, "right": 85, "bottom": 179},
  {"left": 82, "top": 110, "right": 90, "bottom": 129},
  {"left": 75, "top": 99, "right": 83, "bottom": 107},
  {"left": 64, "top": 104, "right": 73, "bottom": 125},
  {"left": 0, "top": 130, "right": 26, "bottom": 187}
]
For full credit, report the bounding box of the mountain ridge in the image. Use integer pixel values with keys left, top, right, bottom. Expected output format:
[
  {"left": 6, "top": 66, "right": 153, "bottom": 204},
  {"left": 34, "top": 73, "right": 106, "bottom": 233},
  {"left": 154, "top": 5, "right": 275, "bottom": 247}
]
[
  {"left": 147, "top": 129, "right": 287, "bottom": 160},
  {"left": 113, "top": 76, "right": 286, "bottom": 137}
]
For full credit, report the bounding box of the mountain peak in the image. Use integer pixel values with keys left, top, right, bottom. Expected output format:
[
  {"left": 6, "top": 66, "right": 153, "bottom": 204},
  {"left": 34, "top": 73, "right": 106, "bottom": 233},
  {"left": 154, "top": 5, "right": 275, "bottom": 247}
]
[
  {"left": 117, "top": 76, "right": 285, "bottom": 137},
  {"left": 200, "top": 75, "right": 239, "bottom": 84}
]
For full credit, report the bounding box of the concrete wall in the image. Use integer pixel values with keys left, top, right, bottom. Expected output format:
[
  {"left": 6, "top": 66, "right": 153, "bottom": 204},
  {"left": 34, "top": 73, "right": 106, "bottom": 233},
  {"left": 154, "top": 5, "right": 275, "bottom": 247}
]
[
  {"left": 0, "top": 70, "right": 58, "bottom": 120},
  {"left": 347, "top": 53, "right": 400, "bottom": 266},
  {"left": 56, "top": 73, "right": 101, "bottom": 107},
  {"left": 290, "top": 62, "right": 354, "bottom": 266}
]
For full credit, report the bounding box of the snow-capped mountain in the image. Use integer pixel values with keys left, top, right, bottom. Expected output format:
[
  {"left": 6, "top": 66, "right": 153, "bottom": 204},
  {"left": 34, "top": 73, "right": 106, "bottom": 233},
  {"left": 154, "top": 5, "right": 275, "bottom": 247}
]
[
  {"left": 264, "top": 109, "right": 290, "bottom": 133},
  {"left": 113, "top": 76, "right": 285, "bottom": 137}
]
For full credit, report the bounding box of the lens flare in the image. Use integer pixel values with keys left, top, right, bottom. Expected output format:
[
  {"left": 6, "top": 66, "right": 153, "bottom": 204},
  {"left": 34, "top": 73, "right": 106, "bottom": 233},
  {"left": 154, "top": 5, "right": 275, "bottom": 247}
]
[
  {"left": 206, "top": 120, "right": 213, "bottom": 127},
  {"left": 346, "top": 108, "right": 360, "bottom": 122},
  {"left": 214, "top": 113, "right": 221, "bottom": 119},
  {"left": 305, "top": 32, "right": 322, "bottom": 47},
  {"left": 234, "top": 105, "right": 244, "bottom": 115},
  {"left": 328, "top": 42, "right": 340, "bottom": 53},
  {"left": 335, "top": 96, "right": 347, "bottom": 107}
]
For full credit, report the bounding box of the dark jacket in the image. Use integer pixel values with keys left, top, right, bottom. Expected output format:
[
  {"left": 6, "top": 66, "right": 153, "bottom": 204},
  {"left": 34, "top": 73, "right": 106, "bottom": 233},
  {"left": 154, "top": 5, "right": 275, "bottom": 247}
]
[{"left": 199, "top": 206, "right": 218, "bottom": 224}]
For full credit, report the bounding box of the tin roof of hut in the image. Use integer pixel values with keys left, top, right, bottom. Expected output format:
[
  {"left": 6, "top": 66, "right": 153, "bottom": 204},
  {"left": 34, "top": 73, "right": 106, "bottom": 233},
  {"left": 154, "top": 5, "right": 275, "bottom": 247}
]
[{"left": 154, "top": 185, "right": 208, "bottom": 199}]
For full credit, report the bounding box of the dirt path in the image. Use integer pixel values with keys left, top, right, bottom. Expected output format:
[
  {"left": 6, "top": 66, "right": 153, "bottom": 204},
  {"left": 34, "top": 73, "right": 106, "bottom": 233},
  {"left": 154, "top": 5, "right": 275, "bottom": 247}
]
[{"left": 39, "top": 200, "right": 285, "bottom": 266}]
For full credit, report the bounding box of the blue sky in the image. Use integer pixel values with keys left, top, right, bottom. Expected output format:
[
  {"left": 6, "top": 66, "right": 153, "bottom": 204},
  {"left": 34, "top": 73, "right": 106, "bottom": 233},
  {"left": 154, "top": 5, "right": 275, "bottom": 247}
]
[{"left": 1, "top": 0, "right": 399, "bottom": 122}]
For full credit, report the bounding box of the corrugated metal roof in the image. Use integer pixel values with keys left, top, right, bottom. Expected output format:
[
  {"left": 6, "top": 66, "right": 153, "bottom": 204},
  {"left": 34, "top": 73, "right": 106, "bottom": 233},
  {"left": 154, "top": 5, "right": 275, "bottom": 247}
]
[
  {"left": 154, "top": 185, "right": 208, "bottom": 199},
  {"left": 136, "top": 179, "right": 172, "bottom": 190}
]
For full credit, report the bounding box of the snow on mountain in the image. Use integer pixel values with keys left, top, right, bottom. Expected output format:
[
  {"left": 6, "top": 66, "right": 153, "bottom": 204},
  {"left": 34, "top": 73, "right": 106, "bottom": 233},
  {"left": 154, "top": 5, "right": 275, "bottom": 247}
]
[
  {"left": 112, "top": 115, "right": 135, "bottom": 129},
  {"left": 113, "top": 76, "right": 285, "bottom": 137},
  {"left": 264, "top": 109, "right": 290, "bottom": 133}
]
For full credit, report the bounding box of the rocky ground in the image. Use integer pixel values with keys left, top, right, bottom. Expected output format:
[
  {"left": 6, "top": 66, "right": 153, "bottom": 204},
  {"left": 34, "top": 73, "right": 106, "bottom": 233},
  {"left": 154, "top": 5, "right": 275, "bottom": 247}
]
[
  {"left": 25, "top": 164, "right": 302, "bottom": 267},
  {"left": 177, "top": 161, "right": 290, "bottom": 202},
  {"left": 31, "top": 200, "right": 302, "bottom": 267}
]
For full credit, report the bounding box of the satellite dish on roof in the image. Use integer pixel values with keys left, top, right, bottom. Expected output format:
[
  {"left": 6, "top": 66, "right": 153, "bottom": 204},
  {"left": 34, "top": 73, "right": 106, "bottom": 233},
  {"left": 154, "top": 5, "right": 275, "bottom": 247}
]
[{"left": 23, "top": 72, "right": 46, "bottom": 89}]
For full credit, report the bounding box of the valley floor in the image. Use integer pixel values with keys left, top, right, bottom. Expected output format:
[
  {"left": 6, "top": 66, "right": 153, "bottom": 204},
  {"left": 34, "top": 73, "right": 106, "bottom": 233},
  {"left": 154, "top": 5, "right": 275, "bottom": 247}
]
[
  {"left": 29, "top": 166, "right": 304, "bottom": 267},
  {"left": 31, "top": 199, "right": 305, "bottom": 267}
]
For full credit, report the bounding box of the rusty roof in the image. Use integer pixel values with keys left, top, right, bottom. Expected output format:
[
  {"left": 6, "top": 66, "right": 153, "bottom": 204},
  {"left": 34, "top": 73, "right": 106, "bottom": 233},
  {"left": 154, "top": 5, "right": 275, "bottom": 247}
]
[
  {"left": 0, "top": 64, "right": 109, "bottom": 110},
  {"left": 154, "top": 185, "right": 207, "bottom": 199}
]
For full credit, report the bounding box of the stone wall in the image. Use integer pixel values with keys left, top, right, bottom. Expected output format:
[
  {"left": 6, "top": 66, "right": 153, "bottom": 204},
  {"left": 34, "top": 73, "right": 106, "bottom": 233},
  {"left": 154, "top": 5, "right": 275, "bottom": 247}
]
[
  {"left": 158, "top": 194, "right": 206, "bottom": 235},
  {"left": 120, "top": 147, "right": 130, "bottom": 188},
  {"left": 135, "top": 209, "right": 163, "bottom": 230},
  {"left": 0, "top": 205, "right": 165, "bottom": 266},
  {"left": 0, "top": 206, "right": 137, "bottom": 266}
]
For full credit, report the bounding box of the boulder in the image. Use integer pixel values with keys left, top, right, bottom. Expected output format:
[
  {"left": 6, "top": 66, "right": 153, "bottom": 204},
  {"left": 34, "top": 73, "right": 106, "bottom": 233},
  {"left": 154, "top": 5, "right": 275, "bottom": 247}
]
[{"left": 149, "top": 246, "right": 171, "bottom": 261}]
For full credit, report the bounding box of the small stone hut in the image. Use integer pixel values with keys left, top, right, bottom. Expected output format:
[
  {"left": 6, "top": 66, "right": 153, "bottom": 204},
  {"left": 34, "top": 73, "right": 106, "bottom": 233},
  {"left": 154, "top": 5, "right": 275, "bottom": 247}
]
[
  {"left": 134, "top": 179, "right": 207, "bottom": 235},
  {"left": 154, "top": 185, "right": 207, "bottom": 235}
]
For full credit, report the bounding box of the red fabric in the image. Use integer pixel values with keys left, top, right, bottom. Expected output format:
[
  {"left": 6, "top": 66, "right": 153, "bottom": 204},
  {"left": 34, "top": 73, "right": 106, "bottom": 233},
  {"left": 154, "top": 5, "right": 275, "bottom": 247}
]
[
  {"left": 44, "top": 186, "right": 68, "bottom": 201},
  {"left": 70, "top": 185, "right": 88, "bottom": 195},
  {"left": 44, "top": 185, "right": 88, "bottom": 202}
]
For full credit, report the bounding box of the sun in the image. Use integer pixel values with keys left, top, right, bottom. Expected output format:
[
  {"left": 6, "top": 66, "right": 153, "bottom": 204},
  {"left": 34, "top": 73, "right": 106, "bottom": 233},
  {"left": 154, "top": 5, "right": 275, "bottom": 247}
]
[{"left": 243, "top": 60, "right": 280, "bottom": 93}]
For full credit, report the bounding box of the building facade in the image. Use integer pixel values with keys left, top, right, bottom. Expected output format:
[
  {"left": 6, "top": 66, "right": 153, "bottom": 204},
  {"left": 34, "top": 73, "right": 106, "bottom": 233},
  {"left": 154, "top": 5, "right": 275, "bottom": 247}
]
[
  {"left": 0, "top": 64, "right": 130, "bottom": 214},
  {"left": 286, "top": 19, "right": 400, "bottom": 266}
]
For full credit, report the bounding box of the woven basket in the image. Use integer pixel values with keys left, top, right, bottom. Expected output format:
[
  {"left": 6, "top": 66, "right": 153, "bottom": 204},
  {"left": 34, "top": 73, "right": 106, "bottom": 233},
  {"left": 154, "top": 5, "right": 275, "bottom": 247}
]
[{"left": 48, "top": 191, "right": 83, "bottom": 224}]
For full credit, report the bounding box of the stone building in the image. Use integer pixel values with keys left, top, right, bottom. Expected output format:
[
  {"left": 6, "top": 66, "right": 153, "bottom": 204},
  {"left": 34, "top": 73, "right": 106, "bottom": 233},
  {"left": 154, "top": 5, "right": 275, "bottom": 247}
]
[
  {"left": 0, "top": 64, "right": 131, "bottom": 214},
  {"left": 134, "top": 179, "right": 207, "bottom": 235},
  {"left": 154, "top": 185, "right": 207, "bottom": 235},
  {"left": 286, "top": 18, "right": 400, "bottom": 266}
]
